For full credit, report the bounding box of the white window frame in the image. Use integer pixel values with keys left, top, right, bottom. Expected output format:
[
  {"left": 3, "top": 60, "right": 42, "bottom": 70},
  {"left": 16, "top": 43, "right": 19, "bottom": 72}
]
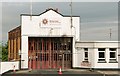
[
  {"left": 98, "top": 48, "right": 106, "bottom": 63},
  {"left": 109, "top": 48, "right": 117, "bottom": 63}
]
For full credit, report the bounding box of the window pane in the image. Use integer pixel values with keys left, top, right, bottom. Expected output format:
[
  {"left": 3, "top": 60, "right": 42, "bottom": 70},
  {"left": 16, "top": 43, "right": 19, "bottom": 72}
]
[
  {"left": 98, "top": 48, "right": 105, "bottom": 51},
  {"left": 54, "top": 42, "right": 57, "bottom": 50},
  {"left": 40, "top": 53, "right": 42, "bottom": 61},
  {"left": 109, "top": 48, "right": 116, "bottom": 51},
  {"left": 98, "top": 59, "right": 105, "bottom": 61},
  {"left": 64, "top": 54, "right": 66, "bottom": 61},
  {"left": 67, "top": 42, "right": 71, "bottom": 50},
  {"left": 85, "top": 52, "right": 88, "bottom": 58},
  {"left": 39, "top": 41, "right": 42, "bottom": 51},
  {"left": 44, "top": 40, "right": 47, "bottom": 51},
  {"left": 110, "top": 52, "right": 115, "bottom": 58},
  {"left": 109, "top": 59, "right": 116, "bottom": 62},
  {"left": 85, "top": 58, "right": 88, "bottom": 61},
  {"left": 84, "top": 48, "right": 88, "bottom": 51},
  {"left": 51, "top": 42, "right": 53, "bottom": 50},
  {"left": 99, "top": 52, "right": 105, "bottom": 58}
]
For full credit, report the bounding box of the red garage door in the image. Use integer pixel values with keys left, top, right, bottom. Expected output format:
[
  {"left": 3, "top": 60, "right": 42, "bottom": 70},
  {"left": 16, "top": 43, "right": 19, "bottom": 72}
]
[{"left": 28, "top": 37, "right": 72, "bottom": 70}]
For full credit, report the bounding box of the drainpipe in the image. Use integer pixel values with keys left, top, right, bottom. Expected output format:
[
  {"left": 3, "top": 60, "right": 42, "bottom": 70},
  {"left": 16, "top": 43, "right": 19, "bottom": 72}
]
[{"left": 19, "top": 50, "right": 21, "bottom": 70}]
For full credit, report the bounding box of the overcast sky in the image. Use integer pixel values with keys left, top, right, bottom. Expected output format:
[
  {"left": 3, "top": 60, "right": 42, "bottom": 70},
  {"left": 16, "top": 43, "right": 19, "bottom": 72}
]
[{"left": 0, "top": 1, "right": 119, "bottom": 43}]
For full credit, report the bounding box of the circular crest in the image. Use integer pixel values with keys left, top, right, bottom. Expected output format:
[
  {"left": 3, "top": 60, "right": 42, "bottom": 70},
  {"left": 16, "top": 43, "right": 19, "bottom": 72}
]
[{"left": 42, "top": 19, "right": 48, "bottom": 25}]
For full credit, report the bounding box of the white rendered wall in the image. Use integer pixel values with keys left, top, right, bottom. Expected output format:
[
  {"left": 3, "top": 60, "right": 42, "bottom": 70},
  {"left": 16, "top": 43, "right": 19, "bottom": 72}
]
[
  {"left": 21, "top": 10, "right": 80, "bottom": 39},
  {"left": 0, "top": 61, "right": 19, "bottom": 74},
  {"left": 118, "top": 42, "right": 120, "bottom": 69},
  {"left": 75, "top": 47, "right": 95, "bottom": 68},
  {"left": 94, "top": 48, "right": 118, "bottom": 69},
  {"left": 94, "top": 42, "right": 118, "bottom": 69},
  {"left": 118, "top": 48, "right": 120, "bottom": 69},
  {"left": 21, "top": 10, "right": 80, "bottom": 69},
  {"left": 75, "top": 47, "right": 84, "bottom": 68},
  {"left": 73, "top": 38, "right": 78, "bottom": 67},
  {"left": 21, "top": 36, "right": 28, "bottom": 69},
  {"left": 88, "top": 48, "right": 95, "bottom": 68},
  {"left": 75, "top": 41, "right": 119, "bottom": 69}
]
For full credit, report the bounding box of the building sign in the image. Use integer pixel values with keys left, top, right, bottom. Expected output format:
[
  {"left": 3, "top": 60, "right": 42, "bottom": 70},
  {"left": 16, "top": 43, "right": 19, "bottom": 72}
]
[
  {"left": 81, "top": 61, "right": 91, "bottom": 67},
  {"left": 41, "top": 18, "right": 61, "bottom": 26}
]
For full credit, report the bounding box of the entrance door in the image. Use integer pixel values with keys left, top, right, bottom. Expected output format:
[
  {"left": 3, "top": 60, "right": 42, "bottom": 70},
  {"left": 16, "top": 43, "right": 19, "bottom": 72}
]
[
  {"left": 28, "top": 37, "right": 72, "bottom": 69},
  {"left": 50, "top": 38, "right": 72, "bottom": 69}
]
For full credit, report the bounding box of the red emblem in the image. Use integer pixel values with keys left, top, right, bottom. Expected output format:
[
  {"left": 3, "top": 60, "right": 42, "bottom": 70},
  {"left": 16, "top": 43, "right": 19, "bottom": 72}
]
[{"left": 42, "top": 19, "right": 48, "bottom": 25}]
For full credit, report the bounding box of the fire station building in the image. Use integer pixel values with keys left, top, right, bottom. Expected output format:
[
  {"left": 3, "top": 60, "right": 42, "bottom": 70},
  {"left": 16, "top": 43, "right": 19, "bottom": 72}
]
[{"left": 8, "top": 8, "right": 120, "bottom": 70}]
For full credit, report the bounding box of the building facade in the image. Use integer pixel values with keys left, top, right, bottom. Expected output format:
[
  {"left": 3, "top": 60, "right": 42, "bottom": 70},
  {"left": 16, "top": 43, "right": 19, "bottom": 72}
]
[
  {"left": 8, "top": 8, "right": 120, "bottom": 70},
  {"left": 75, "top": 41, "right": 119, "bottom": 69},
  {"left": 8, "top": 26, "right": 21, "bottom": 61}
]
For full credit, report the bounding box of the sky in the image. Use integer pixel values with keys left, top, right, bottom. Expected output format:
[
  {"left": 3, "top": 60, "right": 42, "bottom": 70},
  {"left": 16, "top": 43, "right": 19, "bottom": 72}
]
[{"left": 0, "top": 0, "right": 119, "bottom": 43}]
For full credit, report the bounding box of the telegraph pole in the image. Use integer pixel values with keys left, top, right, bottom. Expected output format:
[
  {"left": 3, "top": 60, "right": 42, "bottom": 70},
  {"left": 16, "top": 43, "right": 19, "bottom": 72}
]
[
  {"left": 70, "top": 0, "right": 73, "bottom": 28},
  {"left": 69, "top": 0, "right": 73, "bottom": 36},
  {"left": 30, "top": 0, "right": 32, "bottom": 20},
  {"left": 110, "top": 28, "right": 112, "bottom": 41}
]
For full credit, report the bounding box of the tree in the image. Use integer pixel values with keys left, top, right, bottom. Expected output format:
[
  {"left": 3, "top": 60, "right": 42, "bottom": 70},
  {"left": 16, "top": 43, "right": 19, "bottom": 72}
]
[
  {"left": 0, "top": 43, "right": 2, "bottom": 60},
  {"left": 2, "top": 42, "right": 8, "bottom": 61}
]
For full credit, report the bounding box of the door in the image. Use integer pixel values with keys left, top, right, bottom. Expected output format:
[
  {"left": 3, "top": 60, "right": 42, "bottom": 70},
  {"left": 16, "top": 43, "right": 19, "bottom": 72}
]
[{"left": 28, "top": 37, "right": 72, "bottom": 69}]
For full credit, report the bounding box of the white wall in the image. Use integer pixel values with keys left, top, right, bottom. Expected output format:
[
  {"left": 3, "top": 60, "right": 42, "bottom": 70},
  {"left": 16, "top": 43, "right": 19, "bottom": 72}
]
[
  {"left": 118, "top": 42, "right": 120, "bottom": 69},
  {"left": 0, "top": 61, "right": 19, "bottom": 74},
  {"left": 88, "top": 48, "right": 95, "bottom": 68},
  {"left": 75, "top": 47, "right": 84, "bottom": 68},
  {"left": 94, "top": 42, "right": 118, "bottom": 69},
  {"left": 21, "top": 36, "right": 28, "bottom": 69},
  {"left": 118, "top": 48, "right": 120, "bottom": 69},
  {"left": 94, "top": 48, "right": 118, "bottom": 69},
  {"left": 75, "top": 41, "right": 119, "bottom": 69},
  {"left": 74, "top": 47, "right": 95, "bottom": 68},
  {"left": 21, "top": 10, "right": 80, "bottom": 39}
]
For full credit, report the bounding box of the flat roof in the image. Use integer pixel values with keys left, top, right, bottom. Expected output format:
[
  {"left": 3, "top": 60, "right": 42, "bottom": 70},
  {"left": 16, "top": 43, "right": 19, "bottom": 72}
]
[{"left": 76, "top": 41, "right": 120, "bottom": 43}]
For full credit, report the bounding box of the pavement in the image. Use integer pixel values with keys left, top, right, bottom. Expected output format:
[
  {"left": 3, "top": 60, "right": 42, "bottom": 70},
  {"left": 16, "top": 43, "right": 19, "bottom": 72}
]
[
  {"left": 2, "top": 69, "right": 120, "bottom": 76},
  {"left": 97, "top": 70, "right": 120, "bottom": 75}
]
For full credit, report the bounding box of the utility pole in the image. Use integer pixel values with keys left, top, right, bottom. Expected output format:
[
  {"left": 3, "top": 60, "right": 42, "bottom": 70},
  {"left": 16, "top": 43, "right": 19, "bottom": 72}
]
[
  {"left": 110, "top": 28, "right": 112, "bottom": 41},
  {"left": 70, "top": 0, "right": 73, "bottom": 28},
  {"left": 30, "top": 0, "right": 32, "bottom": 20},
  {"left": 70, "top": 0, "right": 73, "bottom": 36}
]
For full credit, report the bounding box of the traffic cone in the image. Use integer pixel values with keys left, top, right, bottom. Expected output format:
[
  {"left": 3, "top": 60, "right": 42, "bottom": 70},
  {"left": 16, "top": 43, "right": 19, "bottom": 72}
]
[
  {"left": 13, "top": 65, "right": 16, "bottom": 73},
  {"left": 58, "top": 66, "right": 62, "bottom": 74}
]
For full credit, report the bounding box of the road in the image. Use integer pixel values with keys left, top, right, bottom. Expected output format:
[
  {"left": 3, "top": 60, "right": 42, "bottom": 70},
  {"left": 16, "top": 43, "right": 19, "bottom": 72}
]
[{"left": 2, "top": 69, "right": 120, "bottom": 76}]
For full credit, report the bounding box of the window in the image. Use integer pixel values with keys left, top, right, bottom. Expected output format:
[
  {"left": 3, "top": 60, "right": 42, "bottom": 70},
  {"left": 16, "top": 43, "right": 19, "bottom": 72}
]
[
  {"left": 98, "top": 48, "right": 106, "bottom": 62},
  {"left": 44, "top": 53, "right": 48, "bottom": 61},
  {"left": 38, "top": 41, "right": 42, "bottom": 51},
  {"left": 54, "top": 42, "right": 57, "bottom": 50},
  {"left": 109, "top": 48, "right": 117, "bottom": 63},
  {"left": 99, "top": 52, "right": 105, "bottom": 58},
  {"left": 44, "top": 40, "right": 47, "bottom": 51},
  {"left": 40, "top": 53, "right": 42, "bottom": 61},
  {"left": 67, "top": 54, "right": 71, "bottom": 61},
  {"left": 84, "top": 48, "right": 88, "bottom": 61},
  {"left": 51, "top": 42, "right": 53, "bottom": 50},
  {"left": 29, "top": 42, "right": 31, "bottom": 50},
  {"left": 67, "top": 42, "right": 71, "bottom": 50}
]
